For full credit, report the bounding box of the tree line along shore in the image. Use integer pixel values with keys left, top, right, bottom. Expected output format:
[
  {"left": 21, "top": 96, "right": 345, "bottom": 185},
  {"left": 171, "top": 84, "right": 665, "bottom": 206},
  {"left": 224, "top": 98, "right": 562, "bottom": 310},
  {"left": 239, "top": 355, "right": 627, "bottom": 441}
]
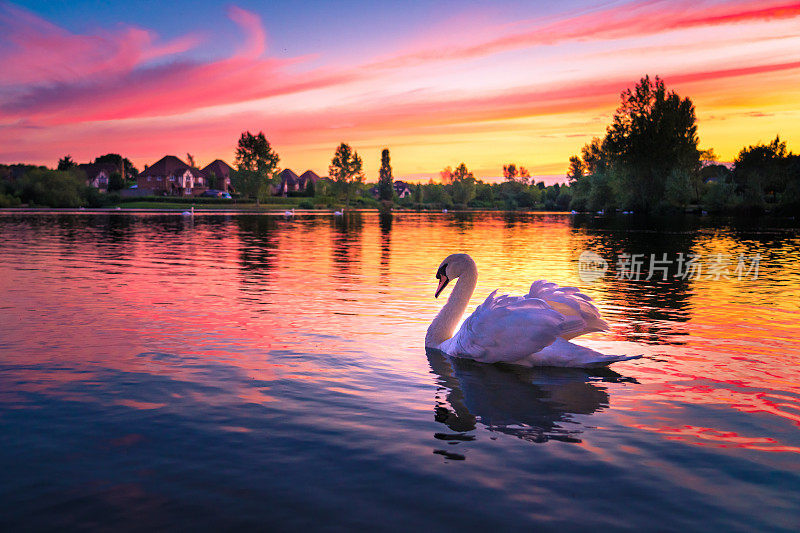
[{"left": 1, "top": 75, "right": 797, "bottom": 216}]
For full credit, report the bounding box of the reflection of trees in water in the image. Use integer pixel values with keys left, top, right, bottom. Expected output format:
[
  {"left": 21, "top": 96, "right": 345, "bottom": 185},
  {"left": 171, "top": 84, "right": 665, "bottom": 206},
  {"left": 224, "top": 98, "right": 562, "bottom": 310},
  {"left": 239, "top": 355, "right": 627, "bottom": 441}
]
[
  {"left": 501, "top": 211, "right": 523, "bottom": 229},
  {"left": 427, "top": 349, "right": 630, "bottom": 451},
  {"left": 236, "top": 216, "right": 279, "bottom": 295},
  {"left": 331, "top": 212, "right": 364, "bottom": 277},
  {"left": 91, "top": 215, "right": 139, "bottom": 266},
  {"left": 449, "top": 211, "right": 475, "bottom": 233},
  {"left": 31, "top": 215, "right": 139, "bottom": 261},
  {"left": 378, "top": 212, "right": 392, "bottom": 284},
  {"left": 571, "top": 215, "right": 698, "bottom": 343}
]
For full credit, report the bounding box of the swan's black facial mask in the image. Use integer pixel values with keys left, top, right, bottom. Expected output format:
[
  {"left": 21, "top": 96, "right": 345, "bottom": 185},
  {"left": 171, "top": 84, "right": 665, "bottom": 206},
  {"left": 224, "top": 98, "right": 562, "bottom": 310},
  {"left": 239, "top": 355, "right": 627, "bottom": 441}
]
[{"left": 435, "top": 263, "right": 449, "bottom": 298}]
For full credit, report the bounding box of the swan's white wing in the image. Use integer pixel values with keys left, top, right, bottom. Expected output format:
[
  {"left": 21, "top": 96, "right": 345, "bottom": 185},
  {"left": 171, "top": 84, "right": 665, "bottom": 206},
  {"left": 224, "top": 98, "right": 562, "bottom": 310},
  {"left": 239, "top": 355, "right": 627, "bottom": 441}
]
[
  {"left": 527, "top": 280, "right": 609, "bottom": 339},
  {"left": 438, "top": 290, "right": 585, "bottom": 364}
]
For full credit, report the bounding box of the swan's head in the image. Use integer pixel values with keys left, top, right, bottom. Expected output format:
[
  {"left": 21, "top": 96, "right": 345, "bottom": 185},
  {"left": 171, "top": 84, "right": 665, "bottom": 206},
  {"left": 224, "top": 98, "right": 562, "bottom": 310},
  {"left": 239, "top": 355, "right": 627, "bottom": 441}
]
[{"left": 434, "top": 253, "right": 475, "bottom": 298}]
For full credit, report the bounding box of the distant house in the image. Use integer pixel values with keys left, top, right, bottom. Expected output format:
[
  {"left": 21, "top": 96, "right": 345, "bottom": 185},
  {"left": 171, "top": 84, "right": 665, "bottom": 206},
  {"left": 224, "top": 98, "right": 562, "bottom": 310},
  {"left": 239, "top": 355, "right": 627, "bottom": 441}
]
[
  {"left": 276, "top": 169, "right": 300, "bottom": 196},
  {"left": 276, "top": 169, "right": 322, "bottom": 196},
  {"left": 137, "top": 155, "right": 207, "bottom": 196},
  {"left": 394, "top": 180, "right": 413, "bottom": 198},
  {"left": 370, "top": 180, "right": 414, "bottom": 199},
  {"left": 78, "top": 162, "right": 117, "bottom": 192},
  {"left": 297, "top": 170, "right": 321, "bottom": 192},
  {"left": 201, "top": 160, "right": 234, "bottom": 192}
]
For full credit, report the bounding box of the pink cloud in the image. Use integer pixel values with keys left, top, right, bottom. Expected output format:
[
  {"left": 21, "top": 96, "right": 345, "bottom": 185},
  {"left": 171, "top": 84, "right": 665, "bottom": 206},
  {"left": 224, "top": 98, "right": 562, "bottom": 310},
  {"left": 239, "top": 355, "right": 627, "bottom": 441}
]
[
  {"left": 374, "top": 0, "right": 800, "bottom": 68},
  {"left": 227, "top": 5, "right": 267, "bottom": 59},
  {"left": 0, "top": 2, "right": 199, "bottom": 87},
  {"left": 5, "top": 55, "right": 795, "bottom": 168},
  {"left": 1, "top": 0, "right": 798, "bottom": 174},
  {"left": 0, "top": 4, "right": 363, "bottom": 125}
]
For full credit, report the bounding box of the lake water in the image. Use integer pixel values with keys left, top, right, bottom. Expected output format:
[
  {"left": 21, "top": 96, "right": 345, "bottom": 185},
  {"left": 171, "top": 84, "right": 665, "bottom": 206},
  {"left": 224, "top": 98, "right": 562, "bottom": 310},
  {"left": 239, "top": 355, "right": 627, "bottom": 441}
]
[{"left": 1, "top": 211, "right": 799, "bottom": 531}]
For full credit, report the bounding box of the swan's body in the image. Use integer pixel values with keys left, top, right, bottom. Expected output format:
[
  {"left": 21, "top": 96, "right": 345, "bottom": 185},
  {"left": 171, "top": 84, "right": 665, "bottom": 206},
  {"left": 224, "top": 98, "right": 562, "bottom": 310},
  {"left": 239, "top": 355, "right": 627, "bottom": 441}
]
[
  {"left": 334, "top": 210, "right": 343, "bottom": 216},
  {"left": 284, "top": 208, "right": 295, "bottom": 218},
  {"left": 182, "top": 206, "right": 194, "bottom": 216},
  {"left": 426, "top": 253, "right": 639, "bottom": 368}
]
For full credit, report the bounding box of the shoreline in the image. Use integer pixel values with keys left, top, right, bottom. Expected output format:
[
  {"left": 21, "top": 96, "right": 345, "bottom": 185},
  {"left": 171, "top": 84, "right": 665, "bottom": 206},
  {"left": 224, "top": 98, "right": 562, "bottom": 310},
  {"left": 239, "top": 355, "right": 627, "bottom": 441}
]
[{"left": 0, "top": 207, "right": 575, "bottom": 215}]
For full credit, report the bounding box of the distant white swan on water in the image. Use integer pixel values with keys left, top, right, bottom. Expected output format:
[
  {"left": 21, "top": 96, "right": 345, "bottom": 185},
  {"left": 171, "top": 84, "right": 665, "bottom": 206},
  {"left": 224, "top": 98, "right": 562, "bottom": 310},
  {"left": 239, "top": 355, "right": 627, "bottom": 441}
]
[
  {"left": 334, "top": 209, "right": 343, "bottom": 216},
  {"left": 426, "top": 253, "right": 640, "bottom": 367},
  {"left": 284, "top": 208, "right": 295, "bottom": 218},
  {"left": 182, "top": 206, "right": 194, "bottom": 216}
]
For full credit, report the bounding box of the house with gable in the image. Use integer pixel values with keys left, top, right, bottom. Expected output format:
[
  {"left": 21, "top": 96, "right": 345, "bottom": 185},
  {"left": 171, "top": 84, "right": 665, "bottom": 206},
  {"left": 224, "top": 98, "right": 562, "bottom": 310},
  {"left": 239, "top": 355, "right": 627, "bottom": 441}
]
[
  {"left": 137, "top": 155, "right": 207, "bottom": 196},
  {"left": 201, "top": 159, "right": 234, "bottom": 192},
  {"left": 78, "top": 162, "right": 117, "bottom": 192}
]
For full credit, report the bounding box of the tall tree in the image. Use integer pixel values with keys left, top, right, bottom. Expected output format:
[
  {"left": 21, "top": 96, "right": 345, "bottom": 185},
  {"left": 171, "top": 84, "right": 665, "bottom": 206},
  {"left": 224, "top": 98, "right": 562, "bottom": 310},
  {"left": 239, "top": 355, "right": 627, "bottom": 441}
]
[
  {"left": 57, "top": 155, "right": 76, "bottom": 171},
  {"left": 734, "top": 135, "right": 791, "bottom": 201},
  {"left": 186, "top": 153, "right": 197, "bottom": 168},
  {"left": 232, "top": 131, "right": 280, "bottom": 204},
  {"left": 566, "top": 156, "right": 584, "bottom": 183},
  {"left": 604, "top": 75, "right": 700, "bottom": 211},
  {"left": 440, "top": 166, "right": 454, "bottom": 184},
  {"left": 503, "top": 163, "right": 531, "bottom": 184},
  {"left": 378, "top": 148, "right": 393, "bottom": 202},
  {"left": 503, "top": 163, "right": 518, "bottom": 181},
  {"left": 450, "top": 162, "right": 476, "bottom": 205},
  {"left": 328, "top": 143, "right": 363, "bottom": 207},
  {"left": 93, "top": 153, "right": 138, "bottom": 181}
]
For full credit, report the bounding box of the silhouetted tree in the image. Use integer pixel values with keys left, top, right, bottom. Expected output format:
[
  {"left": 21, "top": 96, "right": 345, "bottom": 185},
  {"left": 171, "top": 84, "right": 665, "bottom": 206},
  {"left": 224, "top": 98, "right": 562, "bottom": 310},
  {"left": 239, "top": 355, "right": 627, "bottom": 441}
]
[
  {"left": 566, "top": 156, "right": 584, "bottom": 183},
  {"left": 233, "top": 131, "right": 280, "bottom": 204},
  {"left": 503, "top": 163, "right": 531, "bottom": 185},
  {"left": 57, "top": 155, "right": 76, "bottom": 171},
  {"left": 734, "top": 135, "right": 789, "bottom": 200},
  {"left": 378, "top": 148, "right": 393, "bottom": 202},
  {"left": 440, "top": 166, "right": 454, "bottom": 184},
  {"left": 108, "top": 172, "right": 125, "bottom": 191},
  {"left": 329, "top": 143, "right": 363, "bottom": 207},
  {"left": 93, "top": 153, "right": 138, "bottom": 181},
  {"left": 186, "top": 153, "right": 197, "bottom": 168},
  {"left": 450, "top": 163, "right": 476, "bottom": 205},
  {"left": 604, "top": 75, "right": 700, "bottom": 211}
]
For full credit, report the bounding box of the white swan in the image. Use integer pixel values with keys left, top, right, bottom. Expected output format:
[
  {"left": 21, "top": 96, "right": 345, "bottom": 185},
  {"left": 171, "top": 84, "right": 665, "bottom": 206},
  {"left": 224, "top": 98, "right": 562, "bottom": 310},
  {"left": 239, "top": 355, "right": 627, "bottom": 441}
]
[
  {"left": 425, "top": 253, "right": 640, "bottom": 368},
  {"left": 333, "top": 209, "right": 343, "bottom": 216},
  {"left": 284, "top": 208, "right": 295, "bottom": 218},
  {"left": 182, "top": 206, "right": 194, "bottom": 216}
]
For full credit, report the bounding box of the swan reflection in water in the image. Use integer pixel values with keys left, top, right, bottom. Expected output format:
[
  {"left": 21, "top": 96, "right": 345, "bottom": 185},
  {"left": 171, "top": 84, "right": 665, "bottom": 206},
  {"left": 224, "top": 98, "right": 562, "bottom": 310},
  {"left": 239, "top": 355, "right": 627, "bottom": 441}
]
[{"left": 427, "top": 348, "right": 635, "bottom": 447}]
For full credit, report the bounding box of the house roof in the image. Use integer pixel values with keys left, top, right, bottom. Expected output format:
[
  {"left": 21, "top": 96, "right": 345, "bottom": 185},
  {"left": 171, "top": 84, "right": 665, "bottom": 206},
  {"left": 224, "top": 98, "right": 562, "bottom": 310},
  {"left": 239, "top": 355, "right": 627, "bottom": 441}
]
[
  {"left": 202, "top": 159, "right": 234, "bottom": 179},
  {"left": 298, "top": 170, "right": 320, "bottom": 184},
  {"left": 79, "top": 162, "right": 117, "bottom": 179},
  {"left": 278, "top": 168, "right": 300, "bottom": 185},
  {"left": 139, "top": 155, "right": 193, "bottom": 178}
]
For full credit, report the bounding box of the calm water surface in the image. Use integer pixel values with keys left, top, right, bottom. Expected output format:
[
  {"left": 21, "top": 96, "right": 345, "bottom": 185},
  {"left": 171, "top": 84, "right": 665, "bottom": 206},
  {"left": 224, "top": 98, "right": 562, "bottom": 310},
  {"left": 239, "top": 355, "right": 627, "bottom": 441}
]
[{"left": 1, "top": 212, "right": 799, "bottom": 531}]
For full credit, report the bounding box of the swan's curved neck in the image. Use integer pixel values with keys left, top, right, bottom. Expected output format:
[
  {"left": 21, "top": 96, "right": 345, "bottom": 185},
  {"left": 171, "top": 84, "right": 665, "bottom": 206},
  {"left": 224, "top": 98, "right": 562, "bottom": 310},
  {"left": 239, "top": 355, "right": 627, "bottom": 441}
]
[{"left": 425, "top": 261, "right": 478, "bottom": 347}]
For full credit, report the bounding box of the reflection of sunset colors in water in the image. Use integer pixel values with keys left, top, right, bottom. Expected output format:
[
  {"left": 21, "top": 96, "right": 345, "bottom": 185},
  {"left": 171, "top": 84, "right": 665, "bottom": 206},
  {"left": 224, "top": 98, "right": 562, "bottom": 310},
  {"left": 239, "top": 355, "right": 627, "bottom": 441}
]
[{"left": 0, "top": 212, "right": 798, "bottom": 530}]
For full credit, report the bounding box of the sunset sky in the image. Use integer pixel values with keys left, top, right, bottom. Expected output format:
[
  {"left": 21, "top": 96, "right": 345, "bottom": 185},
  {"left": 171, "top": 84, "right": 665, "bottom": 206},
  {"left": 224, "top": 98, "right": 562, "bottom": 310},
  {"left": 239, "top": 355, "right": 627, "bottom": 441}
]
[{"left": 1, "top": 0, "right": 799, "bottom": 182}]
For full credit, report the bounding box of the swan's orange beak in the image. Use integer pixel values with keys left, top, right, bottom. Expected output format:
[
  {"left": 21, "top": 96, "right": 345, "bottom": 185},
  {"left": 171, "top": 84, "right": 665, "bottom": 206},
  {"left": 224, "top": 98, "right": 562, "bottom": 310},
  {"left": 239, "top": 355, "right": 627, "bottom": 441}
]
[{"left": 435, "top": 275, "right": 449, "bottom": 298}]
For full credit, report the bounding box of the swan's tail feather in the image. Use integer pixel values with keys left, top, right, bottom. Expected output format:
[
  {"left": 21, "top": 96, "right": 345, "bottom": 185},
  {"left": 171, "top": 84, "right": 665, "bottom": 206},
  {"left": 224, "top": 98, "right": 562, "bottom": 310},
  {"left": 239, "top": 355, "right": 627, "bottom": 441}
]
[
  {"left": 582, "top": 354, "right": 643, "bottom": 368},
  {"left": 518, "top": 338, "right": 642, "bottom": 368}
]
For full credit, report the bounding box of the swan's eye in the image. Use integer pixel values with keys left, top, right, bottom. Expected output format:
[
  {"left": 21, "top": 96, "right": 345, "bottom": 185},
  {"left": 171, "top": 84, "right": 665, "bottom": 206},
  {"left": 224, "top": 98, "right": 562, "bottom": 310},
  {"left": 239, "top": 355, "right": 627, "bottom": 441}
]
[{"left": 436, "top": 263, "right": 448, "bottom": 279}]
